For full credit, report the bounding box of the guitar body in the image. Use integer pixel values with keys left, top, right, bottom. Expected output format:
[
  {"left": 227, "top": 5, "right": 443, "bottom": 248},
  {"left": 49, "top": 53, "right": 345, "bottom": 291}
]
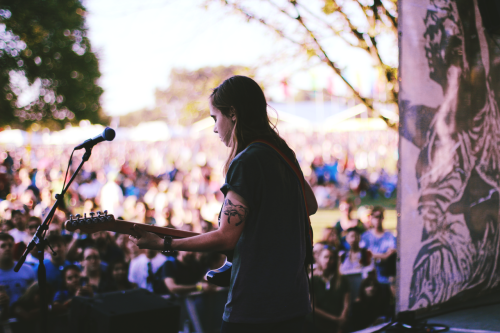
[
  {"left": 64, "top": 212, "right": 233, "bottom": 287},
  {"left": 206, "top": 251, "right": 233, "bottom": 287}
]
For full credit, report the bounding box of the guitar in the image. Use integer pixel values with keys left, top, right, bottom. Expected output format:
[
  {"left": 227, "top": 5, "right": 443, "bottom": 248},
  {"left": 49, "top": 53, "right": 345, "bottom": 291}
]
[{"left": 64, "top": 211, "right": 232, "bottom": 287}]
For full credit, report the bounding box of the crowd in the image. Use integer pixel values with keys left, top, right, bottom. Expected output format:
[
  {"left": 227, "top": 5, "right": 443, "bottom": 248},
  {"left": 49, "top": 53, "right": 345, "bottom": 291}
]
[
  {"left": 310, "top": 198, "right": 396, "bottom": 332},
  {"left": 0, "top": 128, "right": 397, "bottom": 332}
]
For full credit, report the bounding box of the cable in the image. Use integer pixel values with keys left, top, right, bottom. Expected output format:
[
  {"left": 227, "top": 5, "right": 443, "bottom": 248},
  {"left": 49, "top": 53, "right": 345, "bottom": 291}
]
[{"left": 61, "top": 149, "right": 75, "bottom": 192}]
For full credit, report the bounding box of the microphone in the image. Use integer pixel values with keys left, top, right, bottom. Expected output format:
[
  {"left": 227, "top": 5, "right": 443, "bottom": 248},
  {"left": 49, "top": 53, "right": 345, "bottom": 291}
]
[{"left": 74, "top": 127, "right": 115, "bottom": 150}]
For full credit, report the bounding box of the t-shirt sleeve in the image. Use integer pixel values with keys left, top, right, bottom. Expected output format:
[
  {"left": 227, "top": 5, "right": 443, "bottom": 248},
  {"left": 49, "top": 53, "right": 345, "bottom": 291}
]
[
  {"left": 388, "top": 233, "right": 397, "bottom": 249},
  {"left": 360, "top": 231, "right": 371, "bottom": 249},
  {"left": 220, "top": 156, "right": 262, "bottom": 211}
]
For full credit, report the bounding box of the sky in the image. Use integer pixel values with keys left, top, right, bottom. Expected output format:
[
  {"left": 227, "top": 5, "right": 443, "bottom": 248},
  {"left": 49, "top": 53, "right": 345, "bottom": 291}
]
[{"left": 83, "top": 0, "right": 397, "bottom": 117}]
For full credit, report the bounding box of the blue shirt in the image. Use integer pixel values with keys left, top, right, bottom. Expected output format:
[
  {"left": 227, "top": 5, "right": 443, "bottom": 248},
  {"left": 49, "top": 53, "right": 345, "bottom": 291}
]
[
  {"left": 361, "top": 230, "right": 396, "bottom": 283},
  {"left": 0, "top": 262, "right": 37, "bottom": 306},
  {"left": 35, "top": 259, "right": 74, "bottom": 291}
]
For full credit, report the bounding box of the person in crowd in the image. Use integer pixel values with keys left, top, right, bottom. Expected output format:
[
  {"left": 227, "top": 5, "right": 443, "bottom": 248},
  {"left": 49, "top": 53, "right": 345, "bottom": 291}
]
[
  {"left": 0, "top": 233, "right": 37, "bottom": 309},
  {"left": 34, "top": 234, "right": 74, "bottom": 293},
  {"left": 0, "top": 285, "right": 9, "bottom": 320},
  {"left": 360, "top": 206, "right": 396, "bottom": 285},
  {"left": 133, "top": 200, "right": 155, "bottom": 225},
  {"left": 12, "top": 215, "right": 42, "bottom": 260},
  {"left": 52, "top": 265, "right": 93, "bottom": 314},
  {"left": 161, "top": 250, "right": 213, "bottom": 295},
  {"left": 357, "top": 205, "right": 373, "bottom": 230},
  {"left": 102, "top": 260, "right": 137, "bottom": 292},
  {"left": 128, "top": 248, "right": 167, "bottom": 293},
  {"left": 115, "top": 232, "right": 140, "bottom": 263},
  {"left": 130, "top": 75, "right": 317, "bottom": 332},
  {"left": 91, "top": 230, "right": 125, "bottom": 266},
  {"left": 8, "top": 210, "right": 28, "bottom": 244},
  {"left": 310, "top": 246, "right": 350, "bottom": 333},
  {"left": 10, "top": 282, "right": 45, "bottom": 322},
  {"left": 321, "top": 227, "right": 341, "bottom": 250},
  {"left": 348, "top": 274, "right": 393, "bottom": 330},
  {"left": 334, "top": 198, "right": 365, "bottom": 250},
  {"left": 21, "top": 217, "right": 50, "bottom": 270},
  {"left": 80, "top": 246, "right": 107, "bottom": 293},
  {"left": 98, "top": 171, "right": 124, "bottom": 217},
  {"left": 339, "top": 228, "right": 373, "bottom": 276}
]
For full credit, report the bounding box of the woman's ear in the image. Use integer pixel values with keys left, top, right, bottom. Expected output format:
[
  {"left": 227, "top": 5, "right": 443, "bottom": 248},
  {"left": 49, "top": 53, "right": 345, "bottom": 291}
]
[{"left": 230, "top": 107, "right": 237, "bottom": 122}]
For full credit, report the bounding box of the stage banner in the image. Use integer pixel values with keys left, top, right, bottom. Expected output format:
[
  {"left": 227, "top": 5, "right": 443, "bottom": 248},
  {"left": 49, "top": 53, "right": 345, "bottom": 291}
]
[{"left": 398, "top": 0, "right": 500, "bottom": 313}]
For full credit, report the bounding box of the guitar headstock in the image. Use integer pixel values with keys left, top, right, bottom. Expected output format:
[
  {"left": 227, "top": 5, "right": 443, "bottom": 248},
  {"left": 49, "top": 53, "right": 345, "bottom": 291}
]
[{"left": 64, "top": 210, "right": 115, "bottom": 233}]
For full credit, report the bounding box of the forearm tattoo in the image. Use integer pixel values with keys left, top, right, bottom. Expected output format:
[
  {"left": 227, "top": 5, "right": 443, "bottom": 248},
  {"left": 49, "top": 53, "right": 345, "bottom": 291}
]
[{"left": 222, "top": 198, "right": 248, "bottom": 226}]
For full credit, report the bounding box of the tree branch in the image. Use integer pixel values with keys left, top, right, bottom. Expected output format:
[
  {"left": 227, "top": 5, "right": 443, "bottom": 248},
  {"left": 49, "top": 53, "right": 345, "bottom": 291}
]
[
  {"left": 289, "top": 1, "right": 378, "bottom": 117},
  {"left": 223, "top": 0, "right": 303, "bottom": 46}
]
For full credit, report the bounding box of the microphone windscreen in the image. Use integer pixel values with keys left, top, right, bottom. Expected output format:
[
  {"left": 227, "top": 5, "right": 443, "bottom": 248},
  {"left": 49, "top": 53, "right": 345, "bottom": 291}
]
[{"left": 103, "top": 127, "right": 116, "bottom": 141}]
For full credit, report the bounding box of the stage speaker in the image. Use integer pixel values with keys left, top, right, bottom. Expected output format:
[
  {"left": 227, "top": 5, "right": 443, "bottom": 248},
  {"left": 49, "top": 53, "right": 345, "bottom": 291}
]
[
  {"left": 69, "top": 289, "right": 180, "bottom": 333},
  {"left": 478, "top": 0, "right": 500, "bottom": 35}
]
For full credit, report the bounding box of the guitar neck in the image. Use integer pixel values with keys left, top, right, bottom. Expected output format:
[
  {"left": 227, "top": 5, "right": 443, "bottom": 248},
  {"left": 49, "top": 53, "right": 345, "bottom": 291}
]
[
  {"left": 64, "top": 212, "right": 201, "bottom": 239},
  {"left": 108, "top": 220, "right": 200, "bottom": 238}
]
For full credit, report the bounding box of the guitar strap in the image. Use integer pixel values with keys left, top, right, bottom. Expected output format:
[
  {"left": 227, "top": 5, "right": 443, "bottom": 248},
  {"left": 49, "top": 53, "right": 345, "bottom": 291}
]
[{"left": 249, "top": 140, "right": 313, "bottom": 245}]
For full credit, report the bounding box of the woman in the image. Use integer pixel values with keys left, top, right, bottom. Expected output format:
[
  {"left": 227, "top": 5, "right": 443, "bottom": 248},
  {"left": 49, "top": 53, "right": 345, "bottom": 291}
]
[
  {"left": 348, "top": 275, "right": 393, "bottom": 330},
  {"left": 52, "top": 265, "right": 93, "bottom": 314},
  {"left": 102, "top": 260, "right": 137, "bottom": 292},
  {"left": 311, "top": 246, "right": 350, "bottom": 333},
  {"left": 333, "top": 198, "right": 365, "bottom": 250},
  {"left": 80, "top": 247, "right": 107, "bottom": 293},
  {"left": 130, "top": 75, "right": 318, "bottom": 333},
  {"left": 339, "top": 228, "right": 373, "bottom": 276}
]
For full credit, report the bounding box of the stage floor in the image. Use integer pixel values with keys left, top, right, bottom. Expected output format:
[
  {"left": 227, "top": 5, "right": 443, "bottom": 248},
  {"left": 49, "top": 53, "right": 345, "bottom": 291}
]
[
  {"left": 427, "top": 302, "right": 500, "bottom": 332},
  {"left": 355, "top": 303, "right": 500, "bottom": 333}
]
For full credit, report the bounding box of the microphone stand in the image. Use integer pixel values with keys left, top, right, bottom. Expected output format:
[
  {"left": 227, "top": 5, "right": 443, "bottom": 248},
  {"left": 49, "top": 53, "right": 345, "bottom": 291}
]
[{"left": 15, "top": 147, "right": 93, "bottom": 333}]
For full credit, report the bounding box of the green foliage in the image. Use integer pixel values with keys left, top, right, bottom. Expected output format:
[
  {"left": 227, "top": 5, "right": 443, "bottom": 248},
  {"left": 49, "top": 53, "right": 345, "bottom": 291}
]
[
  {"left": 0, "top": 0, "right": 107, "bottom": 130},
  {"left": 120, "top": 65, "right": 255, "bottom": 127}
]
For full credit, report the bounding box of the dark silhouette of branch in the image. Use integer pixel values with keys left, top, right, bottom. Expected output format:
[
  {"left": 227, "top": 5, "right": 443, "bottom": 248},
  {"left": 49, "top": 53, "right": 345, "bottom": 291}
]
[{"left": 217, "top": 0, "right": 398, "bottom": 128}]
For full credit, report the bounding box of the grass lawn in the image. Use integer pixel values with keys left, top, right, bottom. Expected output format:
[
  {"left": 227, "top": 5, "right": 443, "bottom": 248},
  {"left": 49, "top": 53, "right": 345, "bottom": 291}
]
[{"left": 310, "top": 208, "right": 397, "bottom": 243}]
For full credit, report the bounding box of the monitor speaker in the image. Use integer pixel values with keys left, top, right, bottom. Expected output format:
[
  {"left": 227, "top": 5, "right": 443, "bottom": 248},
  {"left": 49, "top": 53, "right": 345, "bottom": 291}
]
[{"left": 69, "top": 289, "right": 180, "bottom": 333}]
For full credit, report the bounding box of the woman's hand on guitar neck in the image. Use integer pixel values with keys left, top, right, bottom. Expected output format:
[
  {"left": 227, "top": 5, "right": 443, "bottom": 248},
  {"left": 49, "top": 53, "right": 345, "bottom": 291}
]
[{"left": 129, "top": 224, "right": 164, "bottom": 251}]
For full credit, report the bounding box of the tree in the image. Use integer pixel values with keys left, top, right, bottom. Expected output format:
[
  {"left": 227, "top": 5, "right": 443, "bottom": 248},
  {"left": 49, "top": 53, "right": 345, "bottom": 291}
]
[
  {"left": 0, "top": 0, "right": 107, "bottom": 130},
  {"left": 120, "top": 65, "right": 255, "bottom": 127},
  {"left": 208, "top": 0, "right": 398, "bottom": 126}
]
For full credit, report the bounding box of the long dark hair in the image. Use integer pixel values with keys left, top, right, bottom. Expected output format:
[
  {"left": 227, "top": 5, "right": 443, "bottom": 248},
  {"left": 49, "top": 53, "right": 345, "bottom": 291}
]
[{"left": 210, "top": 75, "right": 295, "bottom": 175}]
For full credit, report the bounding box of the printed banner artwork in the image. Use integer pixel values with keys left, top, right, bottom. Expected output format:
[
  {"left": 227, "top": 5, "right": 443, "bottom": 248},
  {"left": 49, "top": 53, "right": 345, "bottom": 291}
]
[{"left": 398, "top": 0, "right": 500, "bottom": 312}]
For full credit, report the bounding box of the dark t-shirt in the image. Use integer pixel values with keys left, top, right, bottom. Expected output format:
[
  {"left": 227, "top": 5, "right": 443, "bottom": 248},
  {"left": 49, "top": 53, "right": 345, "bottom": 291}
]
[
  {"left": 310, "top": 275, "right": 350, "bottom": 333},
  {"left": 160, "top": 258, "right": 205, "bottom": 286},
  {"left": 220, "top": 143, "right": 311, "bottom": 323}
]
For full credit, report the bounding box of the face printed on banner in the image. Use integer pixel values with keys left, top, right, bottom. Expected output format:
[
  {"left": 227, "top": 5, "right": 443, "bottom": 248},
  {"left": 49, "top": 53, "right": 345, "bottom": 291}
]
[{"left": 210, "top": 103, "right": 235, "bottom": 147}]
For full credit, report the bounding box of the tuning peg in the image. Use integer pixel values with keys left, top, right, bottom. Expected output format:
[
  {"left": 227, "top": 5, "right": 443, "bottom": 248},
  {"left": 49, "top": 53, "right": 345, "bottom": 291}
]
[
  {"left": 89, "top": 212, "right": 95, "bottom": 218},
  {"left": 97, "top": 211, "right": 102, "bottom": 216},
  {"left": 103, "top": 210, "right": 108, "bottom": 216},
  {"left": 76, "top": 214, "right": 81, "bottom": 219}
]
